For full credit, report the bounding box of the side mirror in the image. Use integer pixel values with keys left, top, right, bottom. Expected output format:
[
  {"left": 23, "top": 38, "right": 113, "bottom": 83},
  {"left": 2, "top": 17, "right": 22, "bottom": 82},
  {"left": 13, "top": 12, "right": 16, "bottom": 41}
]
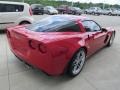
[{"left": 102, "top": 28, "right": 107, "bottom": 32}]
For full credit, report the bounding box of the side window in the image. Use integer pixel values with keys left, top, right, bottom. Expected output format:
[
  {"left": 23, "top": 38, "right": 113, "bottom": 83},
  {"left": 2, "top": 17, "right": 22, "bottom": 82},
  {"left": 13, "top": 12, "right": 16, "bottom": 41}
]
[
  {"left": 0, "top": 4, "right": 6, "bottom": 12},
  {"left": 0, "top": 4, "right": 24, "bottom": 12},
  {"left": 58, "top": 22, "right": 80, "bottom": 32},
  {"left": 82, "top": 21, "right": 91, "bottom": 32},
  {"left": 89, "top": 21, "right": 101, "bottom": 31},
  {"left": 82, "top": 20, "right": 101, "bottom": 32},
  {"left": 15, "top": 5, "right": 24, "bottom": 12}
]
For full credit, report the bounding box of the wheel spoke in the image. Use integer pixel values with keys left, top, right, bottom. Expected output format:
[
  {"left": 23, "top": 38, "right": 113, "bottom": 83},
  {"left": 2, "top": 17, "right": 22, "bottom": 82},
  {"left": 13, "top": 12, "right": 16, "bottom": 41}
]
[{"left": 72, "top": 50, "right": 85, "bottom": 75}]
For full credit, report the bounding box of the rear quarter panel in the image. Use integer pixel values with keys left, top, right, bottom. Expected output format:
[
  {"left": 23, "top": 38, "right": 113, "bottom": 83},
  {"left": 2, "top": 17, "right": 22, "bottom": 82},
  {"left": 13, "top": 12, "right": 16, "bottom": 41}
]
[{"left": 46, "top": 35, "right": 87, "bottom": 74}]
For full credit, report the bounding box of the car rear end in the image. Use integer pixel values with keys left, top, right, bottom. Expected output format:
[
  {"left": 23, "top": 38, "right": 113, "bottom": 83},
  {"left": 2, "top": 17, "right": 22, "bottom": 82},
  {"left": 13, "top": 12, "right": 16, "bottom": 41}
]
[
  {"left": 31, "top": 4, "right": 44, "bottom": 15},
  {"left": 46, "top": 6, "right": 58, "bottom": 15},
  {"left": 57, "top": 5, "right": 68, "bottom": 14},
  {"left": 7, "top": 16, "right": 82, "bottom": 75},
  {"left": 6, "top": 26, "right": 58, "bottom": 75},
  {"left": 112, "top": 10, "right": 120, "bottom": 16},
  {"left": 50, "top": 9, "right": 58, "bottom": 15}
]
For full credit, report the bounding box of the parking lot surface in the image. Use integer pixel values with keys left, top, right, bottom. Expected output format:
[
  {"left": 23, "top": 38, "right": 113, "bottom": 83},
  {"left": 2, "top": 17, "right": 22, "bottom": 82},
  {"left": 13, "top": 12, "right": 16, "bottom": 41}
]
[{"left": 0, "top": 15, "right": 120, "bottom": 90}]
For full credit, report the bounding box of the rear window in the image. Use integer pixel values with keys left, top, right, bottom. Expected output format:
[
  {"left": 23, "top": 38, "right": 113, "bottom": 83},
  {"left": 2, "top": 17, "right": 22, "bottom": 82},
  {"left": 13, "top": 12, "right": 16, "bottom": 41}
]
[
  {"left": 26, "top": 16, "right": 80, "bottom": 32},
  {"left": 0, "top": 3, "right": 24, "bottom": 12}
]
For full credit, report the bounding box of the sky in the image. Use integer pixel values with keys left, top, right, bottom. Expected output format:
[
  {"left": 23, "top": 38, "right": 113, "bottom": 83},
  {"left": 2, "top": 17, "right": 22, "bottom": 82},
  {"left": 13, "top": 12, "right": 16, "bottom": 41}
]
[{"left": 66, "top": 0, "right": 120, "bottom": 5}]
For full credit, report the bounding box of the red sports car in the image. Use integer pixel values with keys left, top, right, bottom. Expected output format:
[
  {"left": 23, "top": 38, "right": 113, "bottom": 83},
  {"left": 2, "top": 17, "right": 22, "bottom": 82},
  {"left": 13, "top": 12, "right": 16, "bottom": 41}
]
[{"left": 6, "top": 15, "right": 115, "bottom": 77}]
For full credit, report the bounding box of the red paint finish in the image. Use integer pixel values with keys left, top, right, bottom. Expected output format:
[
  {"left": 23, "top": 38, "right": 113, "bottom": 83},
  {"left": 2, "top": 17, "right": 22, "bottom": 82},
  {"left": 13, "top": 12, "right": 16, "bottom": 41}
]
[{"left": 6, "top": 16, "right": 115, "bottom": 76}]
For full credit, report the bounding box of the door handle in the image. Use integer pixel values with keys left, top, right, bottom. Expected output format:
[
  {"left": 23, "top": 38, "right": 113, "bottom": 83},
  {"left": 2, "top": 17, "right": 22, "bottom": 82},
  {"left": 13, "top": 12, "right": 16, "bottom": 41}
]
[{"left": 88, "top": 34, "right": 94, "bottom": 39}]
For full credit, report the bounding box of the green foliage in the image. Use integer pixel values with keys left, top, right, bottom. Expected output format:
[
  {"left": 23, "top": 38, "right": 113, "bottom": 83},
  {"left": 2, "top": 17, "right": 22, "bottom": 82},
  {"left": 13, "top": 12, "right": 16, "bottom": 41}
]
[{"left": 1, "top": 0, "right": 120, "bottom": 9}]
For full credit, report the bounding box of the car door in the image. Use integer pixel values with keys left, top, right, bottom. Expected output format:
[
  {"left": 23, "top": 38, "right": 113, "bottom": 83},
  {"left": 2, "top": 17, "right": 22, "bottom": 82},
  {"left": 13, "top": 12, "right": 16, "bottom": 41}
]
[
  {"left": 0, "top": 3, "right": 23, "bottom": 29},
  {"left": 82, "top": 20, "right": 96, "bottom": 55},
  {"left": 82, "top": 20, "right": 107, "bottom": 53},
  {"left": 88, "top": 20, "right": 107, "bottom": 49}
]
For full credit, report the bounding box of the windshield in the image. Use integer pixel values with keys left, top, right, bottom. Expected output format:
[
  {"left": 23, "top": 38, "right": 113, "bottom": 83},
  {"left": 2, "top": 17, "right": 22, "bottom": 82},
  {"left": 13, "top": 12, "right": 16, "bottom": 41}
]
[
  {"left": 26, "top": 16, "right": 73, "bottom": 32},
  {"left": 47, "top": 6, "right": 55, "bottom": 10}
]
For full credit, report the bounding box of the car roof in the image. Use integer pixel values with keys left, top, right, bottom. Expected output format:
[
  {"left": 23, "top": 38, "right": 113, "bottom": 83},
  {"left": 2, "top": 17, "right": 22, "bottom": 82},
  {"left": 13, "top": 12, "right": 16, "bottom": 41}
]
[
  {"left": 51, "top": 15, "right": 91, "bottom": 21},
  {"left": 0, "top": 1, "right": 28, "bottom": 5},
  {"left": 45, "top": 6, "right": 54, "bottom": 7}
]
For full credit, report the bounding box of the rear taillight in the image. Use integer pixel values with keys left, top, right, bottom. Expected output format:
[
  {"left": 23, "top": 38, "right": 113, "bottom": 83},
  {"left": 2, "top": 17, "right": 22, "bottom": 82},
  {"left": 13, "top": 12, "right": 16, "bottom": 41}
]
[
  {"left": 29, "top": 7, "right": 33, "bottom": 16},
  {"left": 29, "top": 40, "right": 37, "bottom": 49},
  {"left": 7, "top": 31, "right": 11, "bottom": 38},
  {"left": 29, "top": 40, "right": 47, "bottom": 53},
  {"left": 38, "top": 43, "right": 47, "bottom": 53}
]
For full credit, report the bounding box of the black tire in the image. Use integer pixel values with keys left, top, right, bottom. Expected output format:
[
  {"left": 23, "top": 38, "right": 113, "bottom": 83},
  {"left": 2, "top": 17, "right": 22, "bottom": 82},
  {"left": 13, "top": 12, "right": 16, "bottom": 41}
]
[
  {"left": 97, "top": 13, "right": 100, "bottom": 16},
  {"left": 84, "top": 11, "right": 87, "bottom": 14},
  {"left": 72, "top": 12, "right": 76, "bottom": 15},
  {"left": 19, "top": 21, "right": 31, "bottom": 25},
  {"left": 67, "top": 48, "right": 86, "bottom": 77},
  {"left": 108, "top": 12, "right": 112, "bottom": 16},
  {"left": 79, "top": 13, "right": 81, "bottom": 15},
  {"left": 47, "top": 11, "right": 51, "bottom": 15},
  {"left": 107, "top": 32, "right": 115, "bottom": 47},
  {"left": 40, "top": 12, "right": 44, "bottom": 15},
  {"left": 92, "top": 12, "right": 95, "bottom": 15}
]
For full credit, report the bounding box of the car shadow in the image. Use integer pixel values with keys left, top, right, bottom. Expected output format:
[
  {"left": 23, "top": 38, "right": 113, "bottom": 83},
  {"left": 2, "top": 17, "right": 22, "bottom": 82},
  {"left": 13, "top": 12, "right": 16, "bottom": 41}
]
[
  {"left": 28, "top": 68, "right": 74, "bottom": 84},
  {"left": 86, "top": 46, "right": 108, "bottom": 60},
  {"left": 11, "top": 55, "right": 75, "bottom": 84},
  {"left": 11, "top": 46, "right": 108, "bottom": 82}
]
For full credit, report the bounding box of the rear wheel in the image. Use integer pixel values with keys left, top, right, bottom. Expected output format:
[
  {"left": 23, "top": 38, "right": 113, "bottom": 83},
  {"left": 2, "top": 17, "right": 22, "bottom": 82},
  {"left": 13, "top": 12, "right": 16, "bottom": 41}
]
[
  {"left": 92, "top": 12, "right": 95, "bottom": 15},
  {"left": 108, "top": 12, "right": 112, "bottom": 16},
  {"left": 67, "top": 48, "right": 86, "bottom": 77}
]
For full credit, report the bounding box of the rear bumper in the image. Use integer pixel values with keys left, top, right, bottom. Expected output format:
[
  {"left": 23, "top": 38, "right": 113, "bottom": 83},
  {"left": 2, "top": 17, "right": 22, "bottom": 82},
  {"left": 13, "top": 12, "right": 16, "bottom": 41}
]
[
  {"left": 7, "top": 37, "right": 67, "bottom": 76},
  {"left": 10, "top": 47, "right": 63, "bottom": 76},
  {"left": 50, "top": 12, "right": 58, "bottom": 14},
  {"left": 11, "top": 48, "right": 54, "bottom": 75},
  {"left": 12, "top": 50, "right": 52, "bottom": 75}
]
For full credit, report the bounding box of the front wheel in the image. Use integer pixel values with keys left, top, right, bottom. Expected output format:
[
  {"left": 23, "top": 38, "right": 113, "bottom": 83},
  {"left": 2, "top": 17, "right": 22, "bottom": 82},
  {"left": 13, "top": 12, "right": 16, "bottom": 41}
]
[
  {"left": 47, "top": 11, "right": 51, "bottom": 15},
  {"left": 67, "top": 48, "right": 86, "bottom": 77},
  {"left": 107, "top": 32, "right": 115, "bottom": 46},
  {"left": 92, "top": 12, "right": 95, "bottom": 15}
]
